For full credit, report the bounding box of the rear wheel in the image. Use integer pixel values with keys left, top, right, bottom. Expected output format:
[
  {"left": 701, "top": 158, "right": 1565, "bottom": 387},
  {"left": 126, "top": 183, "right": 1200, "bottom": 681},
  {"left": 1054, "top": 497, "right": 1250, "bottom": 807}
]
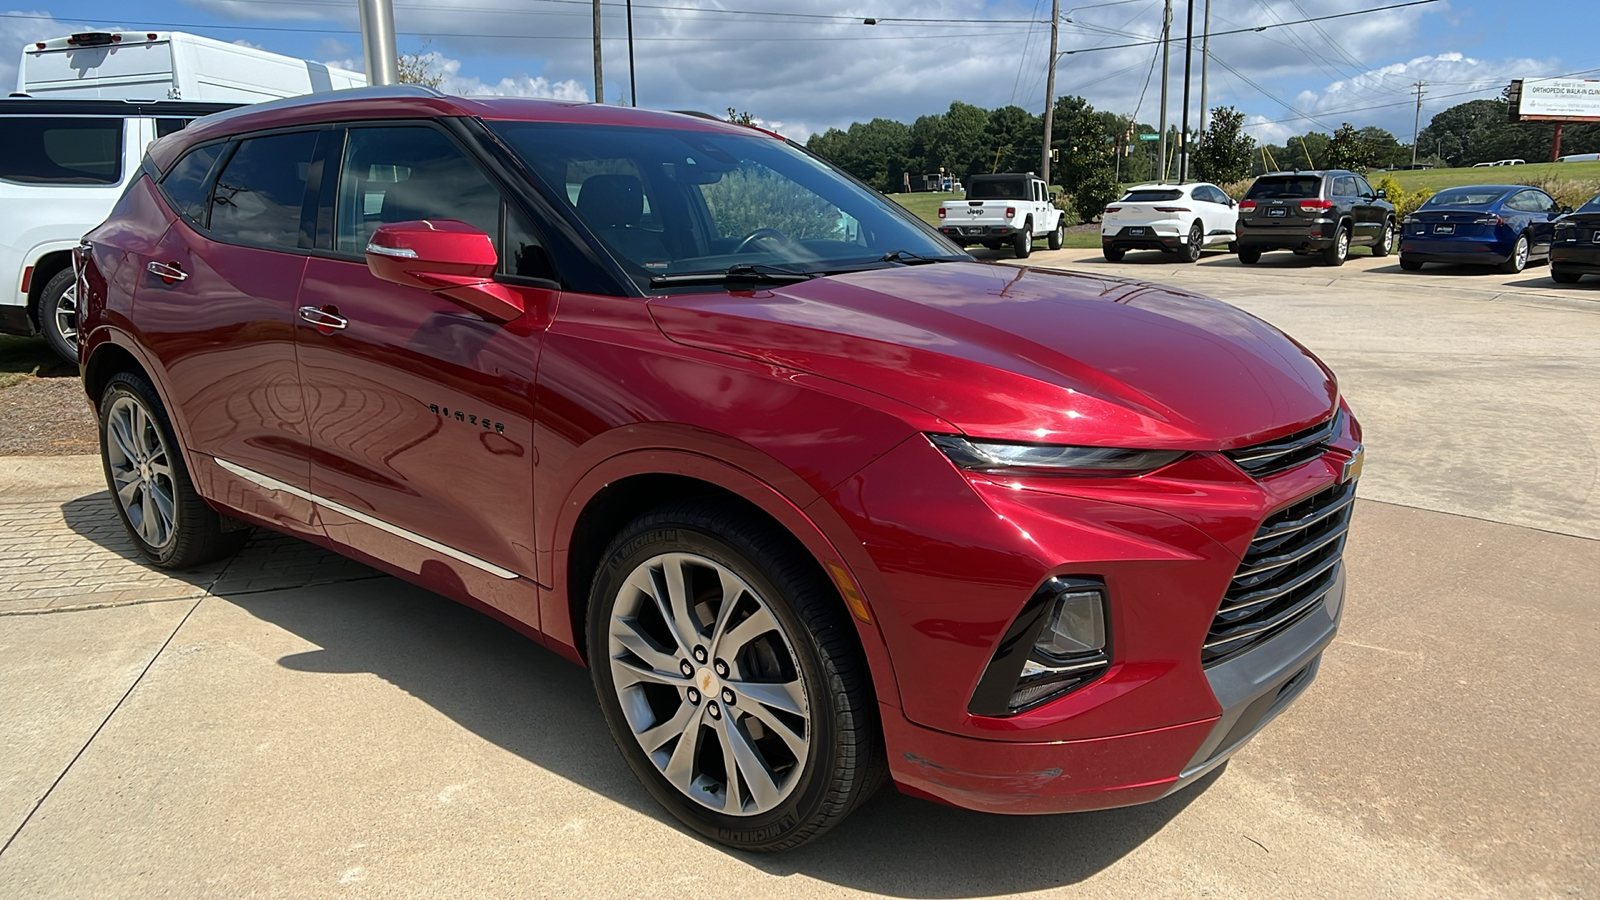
[
  {"left": 1551, "top": 267, "right": 1581, "bottom": 284},
  {"left": 1238, "top": 247, "right": 1262, "bottom": 265},
  {"left": 1399, "top": 255, "right": 1424, "bottom": 271},
  {"left": 39, "top": 268, "right": 79, "bottom": 364},
  {"left": 98, "top": 371, "right": 246, "bottom": 568},
  {"left": 1500, "top": 234, "right": 1530, "bottom": 274},
  {"left": 1180, "top": 221, "right": 1203, "bottom": 263},
  {"left": 1047, "top": 220, "right": 1065, "bottom": 251},
  {"left": 1013, "top": 221, "right": 1033, "bottom": 259},
  {"left": 587, "top": 502, "right": 883, "bottom": 852},
  {"left": 1102, "top": 246, "right": 1125, "bottom": 262},
  {"left": 1320, "top": 226, "right": 1350, "bottom": 267},
  {"left": 1372, "top": 217, "right": 1395, "bottom": 257}
]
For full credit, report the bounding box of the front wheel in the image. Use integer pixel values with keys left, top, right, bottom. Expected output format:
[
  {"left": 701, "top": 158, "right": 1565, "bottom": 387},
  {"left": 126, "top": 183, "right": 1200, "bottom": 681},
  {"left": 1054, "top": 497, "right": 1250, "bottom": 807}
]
[
  {"left": 1047, "top": 220, "right": 1065, "bottom": 251},
  {"left": 1551, "top": 267, "right": 1581, "bottom": 284},
  {"left": 1371, "top": 218, "right": 1395, "bottom": 257},
  {"left": 1321, "top": 226, "right": 1350, "bottom": 267},
  {"left": 39, "top": 268, "right": 79, "bottom": 364},
  {"left": 587, "top": 502, "right": 883, "bottom": 852},
  {"left": 98, "top": 371, "right": 246, "bottom": 568},
  {"left": 1500, "top": 234, "right": 1530, "bottom": 274}
]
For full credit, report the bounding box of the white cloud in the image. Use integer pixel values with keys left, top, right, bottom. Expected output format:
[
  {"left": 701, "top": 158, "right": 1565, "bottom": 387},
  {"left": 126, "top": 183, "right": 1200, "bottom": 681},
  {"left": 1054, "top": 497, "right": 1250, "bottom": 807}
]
[
  {"left": 1, "top": 10, "right": 78, "bottom": 94},
  {"left": 407, "top": 51, "right": 590, "bottom": 102}
]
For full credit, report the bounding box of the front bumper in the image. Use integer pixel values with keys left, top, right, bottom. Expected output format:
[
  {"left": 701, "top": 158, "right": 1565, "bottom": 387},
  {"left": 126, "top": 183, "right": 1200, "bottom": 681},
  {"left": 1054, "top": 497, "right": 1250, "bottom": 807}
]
[{"left": 886, "top": 570, "right": 1341, "bottom": 813}]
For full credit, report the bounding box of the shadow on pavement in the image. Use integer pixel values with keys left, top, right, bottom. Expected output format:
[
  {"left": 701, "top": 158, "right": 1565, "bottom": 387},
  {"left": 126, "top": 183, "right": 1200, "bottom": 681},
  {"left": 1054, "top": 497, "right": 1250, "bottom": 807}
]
[{"left": 203, "top": 573, "right": 1213, "bottom": 897}]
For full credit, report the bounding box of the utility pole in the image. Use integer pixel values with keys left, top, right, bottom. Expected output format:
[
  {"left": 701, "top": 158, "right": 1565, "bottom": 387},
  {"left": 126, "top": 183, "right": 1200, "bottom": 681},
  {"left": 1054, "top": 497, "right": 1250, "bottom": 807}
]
[
  {"left": 592, "top": 0, "right": 604, "bottom": 104},
  {"left": 356, "top": 0, "right": 399, "bottom": 86},
  {"left": 1410, "top": 80, "right": 1426, "bottom": 166},
  {"left": 1041, "top": 0, "right": 1060, "bottom": 185},
  {"left": 1197, "top": 0, "right": 1211, "bottom": 139},
  {"left": 1179, "top": 0, "right": 1194, "bottom": 182},
  {"left": 626, "top": 0, "right": 637, "bottom": 106},
  {"left": 1157, "top": 0, "right": 1172, "bottom": 181}
]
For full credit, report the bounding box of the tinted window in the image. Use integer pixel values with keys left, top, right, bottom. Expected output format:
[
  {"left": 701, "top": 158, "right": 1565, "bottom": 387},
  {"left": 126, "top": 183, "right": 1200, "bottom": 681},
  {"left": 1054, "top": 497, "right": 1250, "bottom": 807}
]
[
  {"left": 1246, "top": 177, "right": 1322, "bottom": 200},
  {"left": 0, "top": 117, "right": 123, "bottom": 185},
  {"left": 1122, "top": 189, "right": 1183, "bottom": 202},
  {"left": 160, "top": 144, "right": 225, "bottom": 225},
  {"left": 208, "top": 131, "right": 318, "bottom": 250},
  {"left": 155, "top": 118, "right": 194, "bottom": 139},
  {"left": 336, "top": 126, "right": 499, "bottom": 255},
  {"left": 1422, "top": 189, "right": 1510, "bottom": 208},
  {"left": 1505, "top": 191, "right": 1554, "bottom": 213},
  {"left": 1354, "top": 176, "right": 1375, "bottom": 197},
  {"left": 504, "top": 203, "right": 557, "bottom": 282},
  {"left": 1331, "top": 176, "right": 1357, "bottom": 197},
  {"left": 967, "top": 177, "right": 1029, "bottom": 200},
  {"left": 1577, "top": 194, "right": 1600, "bottom": 214}
]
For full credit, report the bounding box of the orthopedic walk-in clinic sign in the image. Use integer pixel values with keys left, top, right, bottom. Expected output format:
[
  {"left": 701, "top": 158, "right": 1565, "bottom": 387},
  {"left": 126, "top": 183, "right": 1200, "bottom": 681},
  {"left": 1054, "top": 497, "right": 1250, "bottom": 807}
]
[{"left": 1519, "top": 78, "right": 1600, "bottom": 121}]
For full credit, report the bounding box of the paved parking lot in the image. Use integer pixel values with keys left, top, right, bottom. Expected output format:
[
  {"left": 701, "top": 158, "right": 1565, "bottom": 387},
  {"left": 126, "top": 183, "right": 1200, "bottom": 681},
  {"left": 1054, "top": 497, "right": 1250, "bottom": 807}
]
[{"left": 1, "top": 248, "right": 1596, "bottom": 898}]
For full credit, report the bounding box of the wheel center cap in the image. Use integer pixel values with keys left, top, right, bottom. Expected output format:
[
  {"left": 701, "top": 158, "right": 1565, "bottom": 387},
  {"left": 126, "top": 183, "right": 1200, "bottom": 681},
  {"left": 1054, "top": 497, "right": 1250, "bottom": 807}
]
[{"left": 696, "top": 667, "right": 719, "bottom": 696}]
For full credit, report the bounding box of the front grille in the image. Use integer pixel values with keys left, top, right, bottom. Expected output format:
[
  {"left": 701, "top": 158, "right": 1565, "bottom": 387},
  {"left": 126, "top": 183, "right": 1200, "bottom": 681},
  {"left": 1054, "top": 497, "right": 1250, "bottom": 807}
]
[
  {"left": 1224, "top": 410, "right": 1341, "bottom": 478},
  {"left": 1203, "top": 480, "right": 1355, "bottom": 665}
]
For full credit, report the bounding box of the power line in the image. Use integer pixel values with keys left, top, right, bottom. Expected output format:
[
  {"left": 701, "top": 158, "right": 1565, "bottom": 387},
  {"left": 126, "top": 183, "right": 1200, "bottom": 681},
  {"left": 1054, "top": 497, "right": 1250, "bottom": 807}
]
[{"left": 1058, "top": 0, "right": 1442, "bottom": 57}]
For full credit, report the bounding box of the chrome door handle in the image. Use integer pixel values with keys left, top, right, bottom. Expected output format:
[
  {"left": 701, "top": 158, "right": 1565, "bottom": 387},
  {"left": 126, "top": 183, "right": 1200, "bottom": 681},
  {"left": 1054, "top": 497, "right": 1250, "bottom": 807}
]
[
  {"left": 146, "top": 261, "right": 187, "bottom": 282},
  {"left": 297, "top": 306, "right": 348, "bottom": 330}
]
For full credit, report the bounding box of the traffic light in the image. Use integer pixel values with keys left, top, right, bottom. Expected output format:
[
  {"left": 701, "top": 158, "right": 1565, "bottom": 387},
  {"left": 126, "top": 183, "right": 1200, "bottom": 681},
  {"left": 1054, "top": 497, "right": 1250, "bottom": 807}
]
[{"left": 1050, "top": 148, "right": 1060, "bottom": 162}]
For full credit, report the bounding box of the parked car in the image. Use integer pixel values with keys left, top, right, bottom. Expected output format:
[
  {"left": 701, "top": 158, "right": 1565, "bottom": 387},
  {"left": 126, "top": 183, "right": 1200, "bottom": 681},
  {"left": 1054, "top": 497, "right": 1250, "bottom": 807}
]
[
  {"left": 78, "top": 86, "right": 1360, "bottom": 852},
  {"left": 1398, "top": 185, "right": 1566, "bottom": 273},
  {"left": 1556, "top": 153, "right": 1600, "bottom": 163},
  {"left": 1495, "top": 159, "right": 1527, "bottom": 166},
  {"left": 1100, "top": 181, "right": 1237, "bottom": 263},
  {"left": 1234, "top": 170, "right": 1396, "bottom": 266},
  {"left": 937, "top": 172, "right": 1065, "bottom": 257},
  {"left": 1550, "top": 190, "right": 1600, "bottom": 283},
  {"left": 0, "top": 97, "right": 237, "bottom": 361}
]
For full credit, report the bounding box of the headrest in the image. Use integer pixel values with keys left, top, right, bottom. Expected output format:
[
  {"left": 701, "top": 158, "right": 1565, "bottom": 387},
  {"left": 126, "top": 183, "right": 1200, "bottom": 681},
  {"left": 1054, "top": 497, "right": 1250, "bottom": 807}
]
[{"left": 577, "top": 174, "right": 644, "bottom": 229}]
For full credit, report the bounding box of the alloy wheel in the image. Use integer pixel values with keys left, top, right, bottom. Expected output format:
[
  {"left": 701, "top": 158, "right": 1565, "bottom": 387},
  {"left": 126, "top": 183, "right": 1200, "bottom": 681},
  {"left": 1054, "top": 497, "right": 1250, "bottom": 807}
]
[
  {"left": 1337, "top": 229, "right": 1349, "bottom": 260},
  {"left": 606, "top": 552, "right": 811, "bottom": 816},
  {"left": 105, "top": 395, "right": 178, "bottom": 550},
  {"left": 53, "top": 283, "right": 78, "bottom": 348}
]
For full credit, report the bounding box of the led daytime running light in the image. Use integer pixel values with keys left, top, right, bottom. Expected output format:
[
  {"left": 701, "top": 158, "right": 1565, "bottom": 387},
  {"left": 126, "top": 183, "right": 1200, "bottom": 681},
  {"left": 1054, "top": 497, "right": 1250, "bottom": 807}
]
[{"left": 930, "top": 434, "right": 1184, "bottom": 475}]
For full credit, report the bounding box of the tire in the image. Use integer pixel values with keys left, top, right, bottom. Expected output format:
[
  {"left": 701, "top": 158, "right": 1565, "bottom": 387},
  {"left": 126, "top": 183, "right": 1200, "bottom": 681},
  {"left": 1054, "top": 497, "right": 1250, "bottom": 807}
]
[
  {"left": 1238, "top": 247, "right": 1262, "bottom": 265},
  {"left": 1180, "top": 221, "right": 1203, "bottom": 263},
  {"left": 1102, "top": 246, "right": 1125, "bottom": 262},
  {"left": 1399, "top": 255, "right": 1424, "bottom": 271},
  {"left": 1047, "top": 220, "right": 1065, "bottom": 251},
  {"left": 98, "top": 371, "right": 247, "bottom": 568},
  {"left": 1371, "top": 218, "right": 1395, "bottom": 257},
  {"left": 1228, "top": 241, "right": 1238, "bottom": 254},
  {"left": 1013, "top": 221, "right": 1032, "bottom": 259},
  {"left": 1320, "top": 225, "right": 1350, "bottom": 267},
  {"left": 1500, "top": 234, "right": 1530, "bottom": 274},
  {"left": 39, "top": 268, "right": 80, "bottom": 364},
  {"left": 586, "top": 501, "right": 883, "bottom": 852},
  {"left": 1551, "top": 267, "right": 1581, "bottom": 284}
]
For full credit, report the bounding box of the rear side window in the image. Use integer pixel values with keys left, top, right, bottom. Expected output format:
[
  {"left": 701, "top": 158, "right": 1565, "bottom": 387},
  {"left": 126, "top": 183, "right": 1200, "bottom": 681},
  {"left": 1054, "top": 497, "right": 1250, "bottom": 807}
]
[
  {"left": 967, "top": 178, "right": 1028, "bottom": 200},
  {"left": 0, "top": 117, "right": 123, "bottom": 185},
  {"left": 1331, "top": 176, "right": 1358, "bottom": 197},
  {"left": 155, "top": 118, "right": 195, "bottom": 139},
  {"left": 208, "top": 131, "right": 318, "bottom": 251},
  {"left": 1122, "top": 189, "right": 1183, "bottom": 202},
  {"left": 160, "top": 144, "right": 225, "bottom": 225},
  {"left": 1246, "top": 177, "right": 1322, "bottom": 200}
]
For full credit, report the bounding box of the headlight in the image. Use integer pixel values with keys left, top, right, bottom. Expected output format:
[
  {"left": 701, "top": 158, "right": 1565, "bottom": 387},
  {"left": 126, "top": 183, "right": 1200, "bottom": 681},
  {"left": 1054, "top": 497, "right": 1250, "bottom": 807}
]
[{"left": 929, "top": 434, "right": 1185, "bottom": 476}]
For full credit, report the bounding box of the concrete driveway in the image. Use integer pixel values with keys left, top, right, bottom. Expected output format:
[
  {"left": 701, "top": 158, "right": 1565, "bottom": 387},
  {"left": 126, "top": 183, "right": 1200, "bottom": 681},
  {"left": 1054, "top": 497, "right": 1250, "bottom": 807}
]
[{"left": 1, "top": 248, "right": 1596, "bottom": 898}]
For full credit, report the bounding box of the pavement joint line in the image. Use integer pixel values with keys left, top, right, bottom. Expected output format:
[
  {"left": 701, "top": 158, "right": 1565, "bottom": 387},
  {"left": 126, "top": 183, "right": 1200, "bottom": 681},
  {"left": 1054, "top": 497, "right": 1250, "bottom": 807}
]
[
  {"left": 1356, "top": 495, "right": 1600, "bottom": 544},
  {"left": 0, "top": 593, "right": 205, "bottom": 618},
  {"left": 0, "top": 595, "right": 205, "bottom": 859}
]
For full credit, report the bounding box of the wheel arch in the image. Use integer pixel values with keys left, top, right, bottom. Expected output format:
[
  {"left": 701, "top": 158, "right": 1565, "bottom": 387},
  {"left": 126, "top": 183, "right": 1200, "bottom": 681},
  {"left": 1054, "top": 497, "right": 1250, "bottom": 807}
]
[
  {"left": 24, "top": 248, "right": 74, "bottom": 327},
  {"left": 81, "top": 329, "right": 204, "bottom": 478},
  {"left": 546, "top": 447, "right": 904, "bottom": 709}
]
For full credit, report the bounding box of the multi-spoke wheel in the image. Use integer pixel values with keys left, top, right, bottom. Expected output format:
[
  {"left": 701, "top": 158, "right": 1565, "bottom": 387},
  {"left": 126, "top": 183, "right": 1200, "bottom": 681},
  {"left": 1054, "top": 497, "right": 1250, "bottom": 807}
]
[
  {"left": 97, "top": 372, "right": 246, "bottom": 568},
  {"left": 588, "top": 503, "right": 882, "bottom": 851},
  {"left": 39, "top": 268, "right": 79, "bottom": 363}
]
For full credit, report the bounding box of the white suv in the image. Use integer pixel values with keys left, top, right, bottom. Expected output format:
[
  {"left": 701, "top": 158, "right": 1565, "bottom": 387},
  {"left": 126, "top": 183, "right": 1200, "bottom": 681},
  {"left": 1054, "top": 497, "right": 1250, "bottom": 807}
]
[
  {"left": 0, "top": 98, "right": 234, "bottom": 361},
  {"left": 1100, "top": 182, "right": 1239, "bottom": 263}
]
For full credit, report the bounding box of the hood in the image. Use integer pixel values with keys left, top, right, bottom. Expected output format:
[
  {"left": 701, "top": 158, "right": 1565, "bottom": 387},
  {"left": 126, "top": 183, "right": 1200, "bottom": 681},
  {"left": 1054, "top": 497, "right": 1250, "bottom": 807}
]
[{"left": 647, "top": 262, "right": 1337, "bottom": 449}]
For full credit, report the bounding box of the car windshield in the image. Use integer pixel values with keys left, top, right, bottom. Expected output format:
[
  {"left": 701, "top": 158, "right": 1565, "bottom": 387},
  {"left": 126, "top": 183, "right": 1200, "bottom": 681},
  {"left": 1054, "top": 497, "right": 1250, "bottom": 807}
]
[
  {"left": 966, "top": 177, "right": 1030, "bottom": 199},
  {"left": 1245, "top": 177, "right": 1321, "bottom": 200},
  {"left": 1121, "top": 189, "right": 1183, "bottom": 202},
  {"left": 1422, "top": 189, "right": 1510, "bottom": 209},
  {"left": 1577, "top": 194, "right": 1600, "bottom": 214},
  {"left": 488, "top": 121, "right": 965, "bottom": 288}
]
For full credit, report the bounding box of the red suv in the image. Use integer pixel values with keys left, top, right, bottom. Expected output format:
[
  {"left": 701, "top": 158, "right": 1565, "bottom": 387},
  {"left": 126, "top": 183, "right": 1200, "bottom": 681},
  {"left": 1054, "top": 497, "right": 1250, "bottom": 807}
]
[{"left": 76, "top": 87, "right": 1361, "bottom": 852}]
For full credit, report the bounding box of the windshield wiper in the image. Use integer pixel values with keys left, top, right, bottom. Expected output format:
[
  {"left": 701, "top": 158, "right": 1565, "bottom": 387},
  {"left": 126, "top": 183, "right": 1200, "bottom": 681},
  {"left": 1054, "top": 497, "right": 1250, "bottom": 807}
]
[
  {"left": 879, "top": 249, "right": 943, "bottom": 265},
  {"left": 649, "top": 263, "right": 815, "bottom": 287}
]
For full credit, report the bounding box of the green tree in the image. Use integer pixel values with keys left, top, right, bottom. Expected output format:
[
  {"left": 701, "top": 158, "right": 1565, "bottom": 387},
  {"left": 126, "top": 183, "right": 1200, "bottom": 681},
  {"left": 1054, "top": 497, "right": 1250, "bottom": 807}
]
[
  {"left": 1325, "top": 123, "right": 1375, "bottom": 171},
  {"left": 983, "top": 105, "right": 1040, "bottom": 175},
  {"left": 1049, "top": 95, "right": 1119, "bottom": 220},
  {"left": 397, "top": 45, "right": 444, "bottom": 88},
  {"left": 1357, "top": 126, "right": 1407, "bottom": 169},
  {"left": 1192, "top": 106, "right": 1254, "bottom": 184}
]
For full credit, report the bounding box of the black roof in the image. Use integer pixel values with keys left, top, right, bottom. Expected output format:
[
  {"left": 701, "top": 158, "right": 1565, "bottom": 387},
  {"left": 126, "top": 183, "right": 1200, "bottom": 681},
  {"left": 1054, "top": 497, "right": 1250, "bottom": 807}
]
[{"left": 0, "top": 98, "right": 241, "bottom": 118}]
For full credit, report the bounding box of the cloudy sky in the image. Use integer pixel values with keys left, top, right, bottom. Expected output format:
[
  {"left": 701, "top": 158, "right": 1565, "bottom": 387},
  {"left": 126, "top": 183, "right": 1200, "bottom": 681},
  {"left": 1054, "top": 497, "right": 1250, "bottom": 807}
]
[{"left": 4, "top": 0, "right": 1596, "bottom": 144}]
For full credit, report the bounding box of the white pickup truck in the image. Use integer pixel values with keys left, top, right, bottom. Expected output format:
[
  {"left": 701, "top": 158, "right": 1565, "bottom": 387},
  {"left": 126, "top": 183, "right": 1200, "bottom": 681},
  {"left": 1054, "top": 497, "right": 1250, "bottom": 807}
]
[{"left": 936, "top": 173, "right": 1065, "bottom": 258}]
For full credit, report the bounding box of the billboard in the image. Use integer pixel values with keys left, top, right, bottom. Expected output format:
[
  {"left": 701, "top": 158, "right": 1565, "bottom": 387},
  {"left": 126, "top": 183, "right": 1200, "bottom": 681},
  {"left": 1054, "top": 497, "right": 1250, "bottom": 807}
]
[{"left": 1516, "top": 78, "right": 1600, "bottom": 122}]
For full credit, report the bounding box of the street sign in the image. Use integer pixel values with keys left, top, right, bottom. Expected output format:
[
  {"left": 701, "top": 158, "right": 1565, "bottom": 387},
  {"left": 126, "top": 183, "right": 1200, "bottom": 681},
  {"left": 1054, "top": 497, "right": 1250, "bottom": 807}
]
[{"left": 1138, "top": 134, "right": 1159, "bottom": 141}]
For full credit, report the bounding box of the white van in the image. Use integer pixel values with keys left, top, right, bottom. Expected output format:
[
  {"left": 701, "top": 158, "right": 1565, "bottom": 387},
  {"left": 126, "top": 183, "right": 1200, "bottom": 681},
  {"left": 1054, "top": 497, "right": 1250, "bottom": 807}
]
[
  {"left": 18, "top": 31, "right": 364, "bottom": 102},
  {"left": 1556, "top": 153, "right": 1600, "bottom": 163}
]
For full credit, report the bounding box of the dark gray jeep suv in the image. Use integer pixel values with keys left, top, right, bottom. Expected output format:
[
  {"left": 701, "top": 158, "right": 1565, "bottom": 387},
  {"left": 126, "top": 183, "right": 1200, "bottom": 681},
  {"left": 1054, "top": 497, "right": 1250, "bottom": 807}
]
[{"left": 1235, "top": 170, "right": 1396, "bottom": 267}]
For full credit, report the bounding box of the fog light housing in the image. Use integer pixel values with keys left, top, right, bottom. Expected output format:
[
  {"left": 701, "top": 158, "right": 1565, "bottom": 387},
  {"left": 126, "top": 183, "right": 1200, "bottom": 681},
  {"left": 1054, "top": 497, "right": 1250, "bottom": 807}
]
[{"left": 968, "top": 578, "right": 1112, "bottom": 716}]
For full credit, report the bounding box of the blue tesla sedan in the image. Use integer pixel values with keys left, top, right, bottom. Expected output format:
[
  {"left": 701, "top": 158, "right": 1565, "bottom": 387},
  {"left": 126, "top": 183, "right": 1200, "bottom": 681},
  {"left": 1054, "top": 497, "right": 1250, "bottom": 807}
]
[{"left": 1399, "top": 185, "right": 1569, "bottom": 274}]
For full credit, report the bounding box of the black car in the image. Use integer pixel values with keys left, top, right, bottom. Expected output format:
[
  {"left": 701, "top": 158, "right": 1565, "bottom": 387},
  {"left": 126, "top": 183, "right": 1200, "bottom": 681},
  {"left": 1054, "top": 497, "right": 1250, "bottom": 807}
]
[
  {"left": 1551, "top": 192, "right": 1600, "bottom": 283},
  {"left": 1235, "top": 170, "right": 1396, "bottom": 267}
]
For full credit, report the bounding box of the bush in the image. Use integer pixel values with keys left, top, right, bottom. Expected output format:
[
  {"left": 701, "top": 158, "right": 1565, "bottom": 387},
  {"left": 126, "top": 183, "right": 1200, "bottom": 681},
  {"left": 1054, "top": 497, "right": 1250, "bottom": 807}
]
[
  {"left": 1218, "top": 178, "right": 1253, "bottom": 201},
  {"left": 1523, "top": 176, "right": 1600, "bottom": 209},
  {"left": 1052, "top": 191, "right": 1078, "bottom": 227},
  {"left": 1372, "top": 175, "right": 1434, "bottom": 219},
  {"left": 1072, "top": 170, "right": 1122, "bottom": 223}
]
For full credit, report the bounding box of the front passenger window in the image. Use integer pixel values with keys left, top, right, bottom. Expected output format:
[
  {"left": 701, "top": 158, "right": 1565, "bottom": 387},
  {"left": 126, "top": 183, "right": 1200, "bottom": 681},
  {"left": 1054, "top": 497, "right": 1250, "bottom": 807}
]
[{"left": 336, "top": 126, "right": 499, "bottom": 254}]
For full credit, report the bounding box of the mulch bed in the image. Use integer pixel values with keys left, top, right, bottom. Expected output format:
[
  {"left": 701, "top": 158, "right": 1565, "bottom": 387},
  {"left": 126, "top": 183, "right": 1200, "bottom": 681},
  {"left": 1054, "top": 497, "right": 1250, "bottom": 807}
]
[{"left": 0, "top": 375, "right": 99, "bottom": 456}]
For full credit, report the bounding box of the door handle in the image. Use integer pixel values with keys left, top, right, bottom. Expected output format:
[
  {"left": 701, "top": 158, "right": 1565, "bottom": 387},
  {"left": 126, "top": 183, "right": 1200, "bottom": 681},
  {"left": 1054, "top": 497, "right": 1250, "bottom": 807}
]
[
  {"left": 297, "top": 305, "right": 348, "bottom": 330},
  {"left": 146, "top": 261, "right": 187, "bottom": 283}
]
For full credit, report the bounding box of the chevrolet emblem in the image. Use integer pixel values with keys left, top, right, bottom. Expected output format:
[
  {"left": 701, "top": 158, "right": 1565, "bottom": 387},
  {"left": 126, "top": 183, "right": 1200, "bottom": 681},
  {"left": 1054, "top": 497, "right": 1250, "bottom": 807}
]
[{"left": 1342, "top": 445, "right": 1365, "bottom": 484}]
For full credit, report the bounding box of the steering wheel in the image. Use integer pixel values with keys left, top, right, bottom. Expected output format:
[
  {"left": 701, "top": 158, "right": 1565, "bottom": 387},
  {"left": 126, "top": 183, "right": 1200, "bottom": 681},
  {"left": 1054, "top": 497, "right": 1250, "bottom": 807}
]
[{"left": 733, "top": 227, "right": 793, "bottom": 254}]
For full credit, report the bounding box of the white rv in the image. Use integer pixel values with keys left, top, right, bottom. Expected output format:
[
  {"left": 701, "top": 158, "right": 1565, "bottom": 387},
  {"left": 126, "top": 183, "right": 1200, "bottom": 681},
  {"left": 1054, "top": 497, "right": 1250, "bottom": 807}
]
[{"left": 17, "top": 31, "right": 365, "bottom": 102}]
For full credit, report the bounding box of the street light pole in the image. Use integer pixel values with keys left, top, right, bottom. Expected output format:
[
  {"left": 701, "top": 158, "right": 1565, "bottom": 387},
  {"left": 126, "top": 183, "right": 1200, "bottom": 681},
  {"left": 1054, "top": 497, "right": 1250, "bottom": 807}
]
[
  {"left": 356, "top": 0, "right": 399, "bottom": 86},
  {"left": 1040, "top": 0, "right": 1059, "bottom": 185},
  {"left": 626, "top": 0, "right": 637, "bottom": 106},
  {"left": 1156, "top": 0, "right": 1171, "bottom": 181},
  {"left": 592, "top": 0, "right": 604, "bottom": 103},
  {"left": 1198, "top": 0, "right": 1211, "bottom": 139},
  {"left": 1179, "top": 0, "right": 1194, "bottom": 182}
]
